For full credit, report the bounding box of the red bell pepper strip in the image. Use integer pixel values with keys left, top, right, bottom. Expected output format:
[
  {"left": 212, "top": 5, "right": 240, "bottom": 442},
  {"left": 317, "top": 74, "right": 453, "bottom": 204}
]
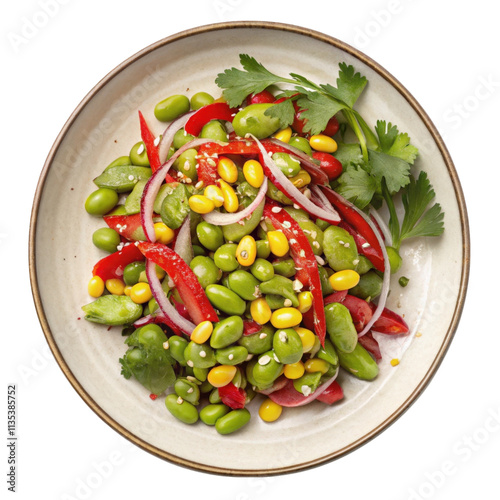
[
  {"left": 103, "top": 213, "right": 146, "bottom": 242},
  {"left": 138, "top": 111, "right": 176, "bottom": 182},
  {"left": 218, "top": 382, "right": 246, "bottom": 409},
  {"left": 92, "top": 242, "right": 144, "bottom": 281},
  {"left": 137, "top": 242, "right": 218, "bottom": 324},
  {"left": 184, "top": 102, "right": 237, "bottom": 137},
  {"left": 324, "top": 292, "right": 373, "bottom": 333},
  {"left": 243, "top": 320, "right": 263, "bottom": 336},
  {"left": 357, "top": 332, "right": 382, "bottom": 360},
  {"left": 368, "top": 303, "right": 409, "bottom": 334},
  {"left": 263, "top": 201, "right": 326, "bottom": 346},
  {"left": 315, "top": 381, "right": 344, "bottom": 404},
  {"left": 319, "top": 185, "right": 385, "bottom": 272}
]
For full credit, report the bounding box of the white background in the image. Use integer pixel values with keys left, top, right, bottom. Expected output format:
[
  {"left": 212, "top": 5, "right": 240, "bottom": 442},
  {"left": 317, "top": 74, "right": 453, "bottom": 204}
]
[{"left": 2, "top": 1, "right": 498, "bottom": 499}]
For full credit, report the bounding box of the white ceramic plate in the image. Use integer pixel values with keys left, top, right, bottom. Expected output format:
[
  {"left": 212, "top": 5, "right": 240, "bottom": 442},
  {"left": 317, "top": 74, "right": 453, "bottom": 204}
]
[{"left": 29, "top": 21, "right": 469, "bottom": 475}]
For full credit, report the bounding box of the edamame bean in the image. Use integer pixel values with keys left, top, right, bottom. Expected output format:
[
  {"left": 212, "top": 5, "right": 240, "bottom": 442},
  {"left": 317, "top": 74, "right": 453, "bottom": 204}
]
[
  {"left": 184, "top": 341, "right": 216, "bottom": 369},
  {"left": 94, "top": 166, "right": 152, "bottom": 193},
  {"left": 105, "top": 156, "right": 131, "bottom": 170},
  {"left": 205, "top": 285, "right": 246, "bottom": 316},
  {"left": 256, "top": 239, "right": 270, "bottom": 259},
  {"left": 124, "top": 179, "right": 148, "bottom": 214},
  {"left": 222, "top": 199, "right": 265, "bottom": 243},
  {"left": 174, "top": 378, "right": 200, "bottom": 405},
  {"left": 173, "top": 128, "right": 195, "bottom": 149},
  {"left": 238, "top": 324, "right": 274, "bottom": 354},
  {"left": 200, "top": 120, "right": 228, "bottom": 142},
  {"left": 165, "top": 393, "right": 199, "bottom": 424},
  {"left": 215, "top": 345, "right": 249, "bottom": 365},
  {"left": 298, "top": 220, "right": 324, "bottom": 256},
  {"left": 92, "top": 227, "right": 121, "bottom": 253},
  {"left": 272, "top": 258, "right": 296, "bottom": 278},
  {"left": 227, "top": 270, "right": 261, "bottom": 301},
  {"left": 355, "top": 255, "right": 374, "bottom": 274},
  {"left": 318, "top": 265, "right": 334, "bottom": 295},
  {"left": 293, "top": 372, "right": 322, "bottom": 396},
  {"left": 214, "top": 243, "right": 239, "bottom": 272},
  {"left": 284, "top": 207, "right": 310, "bottom": 222},
  {"left": 190, "top": 92, "right": 214, "bottom": 110},
  {"left": 168, "top": 335, "right": 189, "bottom": 366},
  {"left": 82, "top": 295, "right": 143, "bottom": 325},
  {"left": 266, "top": 181, "right": 293, "bottom": 205},
  {"left": 197, "top": 221, "right": 224, "bottom": 251},
  {"left": 154, "top": 94, "right": 190, "bottom": 122},
  {"left": 324, "top": 302, "right": 358, "bottom": 353},
  {"left": 160, "top": 183, "right": 191, "bottom": 230},
  {"left": 209, "top": 388, "right": 222, "bottom": 404},
  {"left": 123, "top": 261, "right": 146, "bottom": 286},
  {"left": 85, "top": 188, "right": 119, "bottom": 215},
  {"left": 252, "top": 350, "right": 283, "bottom": 387},
  {"left": 129, "top": 141, "right": 150, "bottom": 166},
  {"left": 210, "top": 316, "right": 244, "bottom": 349},
  {"left": 199, "top": 403, "right": 229, "bottom": 426},
  {"left": 350, "top": 270, "right": 383, "bottom": 300},
  {"left": 272, "top": 152, "right": 301, "bottom": 177},
  {"left": 337, "top": 342, "right": 379, "bottom": 380},
  {"left": 215, "top": 408, "right": 251, "bottom": 435},
  {"left": 189, "top": 256, "right": 222, "bottom": 288},
  {"left": 250, "top": 258, "right": 275, "bottom": 282},
  {"left": 260, "top": 276, "right": 299, "bottom": 307},
  {"left": 323, "top": 225, "right": 359, "bottom": 271},
  {"left": 173, "top": 148, "right": 198, "bottom": 181},
  {"left": 232, "top": 103, "right": 281, "bottom": 139},
  {"left": 273, "top": 328, "right": 303, "bottom": 364},
  {"left": 288, "top": 136, "right": 313, "bottom": 156},
  {"left": 317, "top": 338, "right": 339, "bottom": 366}
]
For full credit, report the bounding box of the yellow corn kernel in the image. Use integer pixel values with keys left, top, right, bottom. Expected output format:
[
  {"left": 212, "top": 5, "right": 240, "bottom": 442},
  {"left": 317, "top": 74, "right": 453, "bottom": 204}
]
[
  {"left": 123, "top": 286, "right": 132, "bottom": 296},
  {"left": 271, "top": 307, "right": 303, "bottom": 329},
  {"left": 236, "top": 235, "right": 257, "bottom": 267},
  {"left": 258, "top": 398, "right": 283, "bottom": 422},
  {"left": 130, "top": 282, "right": 153, "bottom": 304},
  {"left": 154, "top": 222, "right": 175, "bottom": 245},
  {"left": 294, "top": 327, "right": 316, "bottom": 353},
  {"left": 242, "top": 159, "right": 264, "bottom": 188},
  {"left": 106, "top": 278, "right": 125, "bottom": 295},
  {"left": 204, "top": 184, "right": 224, "bottom": 207},
  {"left": 309, "top": 134, "right": 338, "bottom": 153},
  {"left": 88, "top": 276, "right": 105, "bottom": 298},
  {"left": 191, "top": 321, "right": 213, "bottom": 344},
  {"left": 207, "top": 365, "right": 237, "bottom": 388},
  {"left": 283, "top": 360, "right": 305, "bottom": 380},
  {"left": 328, "top": 269, "right": 360, "bottom": 291},
  {"left": 219, "top": 179, "right": 239, "bottom": 213},
  {"left": 273, "top": 127, "right": 292, "bottom": 143},
  {"left": 188, "top": 194, "right": 215, "bottom": 214},
  {"left": 391, "top": 358, "right": 400, "bottom": 367},
  {"left": 289, "top": 169, "right": 312, "bottom": 189},
  {"left": 304, "top": 358, "right": 330, "bottom": 375},
  {"left": 217, "top": 156, "right": 238, "bottom": 184},
  {"left": 154, "top": 265, "right": 166, "bottom": 280},
  {"left": 250, "top": 298, "right": 272, "bottom": 325},
  {"left": 297, "top": 291, "right": 313, "bottom": 313},
  {"left": 267, "top": 230, "right": 289, "bottom": 257}
]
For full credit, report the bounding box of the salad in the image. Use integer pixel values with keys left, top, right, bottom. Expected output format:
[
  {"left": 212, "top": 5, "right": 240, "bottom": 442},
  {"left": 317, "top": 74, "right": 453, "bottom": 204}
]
[{"left": 82, "top": 55, "right": 444, "bottom": 435}]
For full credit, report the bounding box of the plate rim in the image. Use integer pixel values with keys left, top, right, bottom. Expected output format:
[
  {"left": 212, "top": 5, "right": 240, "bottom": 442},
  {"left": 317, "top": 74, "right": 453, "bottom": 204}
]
[{"left": 28, "top": 20, "right": 470, "bottom": 476}]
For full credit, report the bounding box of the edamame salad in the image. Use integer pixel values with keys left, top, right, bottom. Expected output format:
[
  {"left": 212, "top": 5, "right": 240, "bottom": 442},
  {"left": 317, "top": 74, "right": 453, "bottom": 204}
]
[{"left": 82, "top": 55, "right": 444, "bottom": 434}]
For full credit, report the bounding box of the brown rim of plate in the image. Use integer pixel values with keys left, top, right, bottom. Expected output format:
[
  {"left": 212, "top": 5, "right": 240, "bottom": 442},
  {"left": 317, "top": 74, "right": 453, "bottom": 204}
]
[{"left": 28, "top": 21, "right": 470, "bottom": 476}]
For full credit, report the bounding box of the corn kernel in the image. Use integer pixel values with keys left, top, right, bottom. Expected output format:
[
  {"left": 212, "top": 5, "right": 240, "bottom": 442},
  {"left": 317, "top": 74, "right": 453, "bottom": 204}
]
[
  {"left": 219, "top": 179, "right": 239, "bottom": 213},
  {"left": 217, "top": 156, "right": 238, "bottom": 183},
  {"left": 273, "top": 127, "right": 292, "bottom": 143},
  {"left": 250, "top": 298, "right": 272, "bottom": 325},
  {"left": 294, "top": 327, "right": 316, "bottom": 353},
  {"left": 304, "top": 358, "right": 330, "bottom": 375},
  {"left": 106, "top": 278, "right": 125, "bottom": 295},
  {"left": 328, "top": 269, "right": 360, "bottom": 291},
  {"left": 154, "top": 222, "right": 175, "bottom": 245},
  {"left": 391, "top": 358, "right": 400, "bottom": 367},
  {"left": 267, "top": 230, "right": 289, "bottom": 257},
  {"left": 130, "top": 282, "right": 153, "bottom": 304},
  {"left": 284, "top": 360, "right": 305, "bottom": 379},
  {"left": 236, "top": 235, "right": 257, "bottom": 267},
  {"left": 88, "top": 276, "right": 105, "bottom": 297},
  {"left": 207, "top": 365, "right": 237, "bottom": 388},
  {"left": 290, "top": 169, "right": 311, "bottom": 188},
  {"left": 204, "top": 185, "right": 224, "bottom": 207},
  {"left": 271, "top": 307, "right": 302, "bottom": 329},
  {"left": 123, "top": 286, "right": 132, "bottom": 296},
  {"left": 191, "top": 321, "right": 213, "bottom": 344},
  {"left": 258, "top": 398, "right": 283, "bottom": 422},
  {"left": 309, "top": 134, "right": 338, "bottom": 153},
  {"left": 188, "top": 194, "right": 215, "bottom": 214},
  {"left": 242, "top": 159, "right": 264, "bottom": 188},
  {"left": 297, "top": 291, "right": 313, "bottom": 313}
]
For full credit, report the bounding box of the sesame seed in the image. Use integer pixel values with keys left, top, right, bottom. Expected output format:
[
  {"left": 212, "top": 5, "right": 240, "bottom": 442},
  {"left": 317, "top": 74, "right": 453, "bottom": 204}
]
[
  {"left": 137, "top": 144, "right": 145, "bottom": 155},
  {"left": 339, "top": 240, "right": 345, "bottom": 245},
  {"left": 283, "top": 221, "right": 292, "bottom": 229},
  {"left": 258, "top": 355, "right": 271, "bottom": 365},
  {"left": 259, "top": 333, "right": 267, "bottom": 340},
  {"left": 315, "top": 255, "right": 325, "bottom": 265},
  {"left": 195, "top": 181, "right": 204, "bottom": 189},
  {"left": 312, "top": 241, "right": 320, "bottom": 249},
  {"left": 279, "top": 330, "right": 288, "bottom": 342},
  {"left": 293, "top": 204, "right": 301, "bottom": 209},
  {"left": 299, "top": 250, "right": 306, "bottom": 258},
  {"left": 187, "top": 360, "right": 194, "bottom": 367},
  {"left": 163, "top": 341, "right": 170, "bottom": 349},
  {"left": 273, "top": 353, "right": 280, "bottom": 363},
  {"left": 301, "top": 385, "right": 312, "bottom": 397},
  {"left": 344, "top": 242, "right": 350, "bottom": 248},
  {"left": 176, "top": 396, "right": 184, "bottom": 404},
  {"left": 187, "top": 387, "right": 194, "bottom": 394},
  {"left": 271, "top": 206, "right": 282, "bottom": 213},
  {"left": 283, "top": 299, "right": 292, "bottom": 307},
  {"left": 303, "top": 189, "right": 312, "bottom": 199},
  {"left": 128, "top": 175, "right": 135, "bottom": 181},
  {"left": 353, "top": 259, "right": 360, "bottom": 265},
  {"left": 199, "top": 350, "right": 207, "bottom": 358},
  {"left": 362, "top": 242, "right": 371, "bottom": 248},
  {"left": 207, "top": 158, "right": 216, "bottom": 167},
  {"left": 228, "top": 354, "right": 234, "bottom": 360},
  {"left": 293, "top": 279, "right": 303, "bottom": 291},
  {"left": 154, "top": 136, "right": 160, "bottom": 146},
  {"left": 186, "top": 376, "right": 197, "bottom": 382}
]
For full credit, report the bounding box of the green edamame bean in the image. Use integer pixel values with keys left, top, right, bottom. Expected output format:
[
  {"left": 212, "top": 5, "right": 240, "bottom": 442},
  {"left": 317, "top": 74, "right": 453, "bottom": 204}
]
[
  {"left": 184, "top": 341, "right": 216, "bottom": 369},
  {"left": 250, "top": 258, "right": 275, "bottom": 282},
  {"left": 123, "top": 261, "right": 146, "bottom": 286},
  {"left": 168, "top": 335, "right": 189, "bottom": 366},
  {"left": 123, "top": 179, "right": 148, "bottom": 215},
  {"left": 227, "top": 270, "right": 261, "bottom": 301},
  {"left": 256, "top": 239, "right": 270, "bottom": 259},
  {"left": 85, "top": 188, "right": 119, "bottom": 216},
  {"left": 337, "top": 342, "right": 379, "bottom": 380},
  {"left": 238, "top": 324, "right": 274, "bottom": 354},
  {"left": 82, "top": 296, "right": 142, "bottom": 325},
  {"left": 129, "top": 141, "right": 150, "bottom": 166},
  {"left": 160, "top": 183, "right": 191, "bottom": 230},
  {"left": 325, "top": 302, "right": 358, "bottom": 353},
  {"left": 200, "top": 120, "right": 228, "bottom": 142},
  {"left": 174, "top": 378, "right": 200, "bottom": 405},
  {"left": 192, "top": 244, "right": 207, "bottom": 257},
  {"left": 252, "top": 350, "right": 283, "bottom": 387},
  {"left": 272, "top": 258, "right": 296, "bottom": 278},
  {"left": 288, "top": 136, "right": 313, "bottom": 156},
  {"left": 232, "top": 103, "right": 281, "bottom": 139},
  {"left": 315, "top": 218, "right": 331, "bottom": 231},
  {"left": 209, "top": 388, "right": 222, "bottom": 404},
  {"left": 153, "top": 183, "right": 175, "bottom": 213},
  {"left": 318, "top": 265, "right": 334, "bottom": 295},
  {"left": 284, "top": 207, "right": 310, "bottom": 222},
  {"left": 266, "top": 180, "right": 293, "bottom": 205},
  {"left": 214, "top": 243, "right": 238, "bottom": 272},
  {"left": 197, "top": 221, "right": 224, "bottom": 251},
  {"left": 190, "top": 92, "right": 214, "bottom": 110},
  {"left": 205, "top": 285, "right": 246, "bottom": 316},
  {"left": 199, "top": 379, "right": 214, "bottom": 394},
  {"left": 355, "top": 255, "right": 374, "bottom": 274},
  {"left": 92, "top": 227, "right": 120, "bottom": 253},
  {"left": 293, "top": 372, "right": 322, "bottom": 395},
  {"left": 154, "top": 94, "right": 190, "bottom": 122},
  {"left": 210, "top": 316, "right": 244, "bottom": 349},
  {"left": 106, "top": 205, "right": 128, "bottom": 216},
  {"left": 199, "top": 403, "right": 229, "bottom": 426},
  {"left": 265, "top": 294, "right": 287, "bottom": 310},
  {"left": 165, "top": 393, "right": 198, "bottom": 424},
  {"left": 272, "top": 152, "right": 301, "bottom": 177},
  {"left": 173, "top": 128, "right": 195, "bottom": 150},
  {"left": 190, "top": 256, "right": 221, "bottom": 289},
  {"left": 350, "top": 270, "right": 383, "bottom": 300},
  {"left": 215, "top": 408, "right": 251, "bottom": 435},
  {"left": 298, "top": 220, "right": 324, "bottom": 256},
  {"left": 105, "top": 155, "right": 131, "bottom": 170},
  {"left": 231, "top": 366, "right": 247, "bottom": 390},
  {"left": 317, "top": 338, "right": 339, "bottom": 366},
  {"left": 215, "top": 345, "right": 249, "bottom": 365},
  {"left": 323, "top": 225, "right": 359, "bottom": 271},
  {"left": 173, "top": 148, "right": 198, "bottom": 181},
  {"left": 192, "top": 367, "right": 208, "bottom": 382},
  {"left": 273, "top": 328, "right": 303, "bottom": 364},
  {"left": 260, "top": 276, "right": 299, "bottom": 307},
  {"left": 222, "top": 199, "right": 264, "bottom": 243},
  {"left": 94, "top": 166, "right": 152, "bottom": 193}
]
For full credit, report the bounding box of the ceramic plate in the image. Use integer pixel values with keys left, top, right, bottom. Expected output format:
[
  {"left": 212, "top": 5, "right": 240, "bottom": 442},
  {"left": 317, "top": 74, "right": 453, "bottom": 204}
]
[{"left": 29, "top": 21, "right": 469, "bottom": 475}]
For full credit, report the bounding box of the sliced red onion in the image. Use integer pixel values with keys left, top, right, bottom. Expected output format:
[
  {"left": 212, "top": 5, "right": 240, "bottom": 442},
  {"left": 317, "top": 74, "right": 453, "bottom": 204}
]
[
  {"left": 145, "top": 259, "right": 196, "bottom": 335},
  {"left": 255, "top": 376, "right": 288, "bottom": 395},
  {"left": 369, "top": 207, "right": 393, "bottom": 247},
  {"left": 140, "top": 138, "right": 213, "bottom": 242},
  {"left": 201, "top": 179, "right": 267, "bottom": 226},
  {"left": 310, "top": 184, "right": 338, "bottom": 215},
  {"left": 250, "top": 135, "right": 340, "bottom": 223},
  {"left": 158, "top": 111, "right": 196, "bottom": 164},
  {"left": 174, "top": 213, "right": 193, "bottom": 264}
]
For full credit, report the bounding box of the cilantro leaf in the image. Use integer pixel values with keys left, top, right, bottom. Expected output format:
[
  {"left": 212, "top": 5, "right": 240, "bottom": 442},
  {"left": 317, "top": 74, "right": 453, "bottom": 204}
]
[
  {"left": 375, "top": 121, "right": 419, "bottom": 164},
  {"left": 333, "top": 143, "right": 365, "bottom": 168},
  {"left": 265, "top": 98, "right": 295, "bottom": 129},
  {"left": 296, "top": 93, "right": 346, "bottom": 135},
  {"left": 368, "top": 149, "right": 411, "bottom": 194},
  {"left": 321, "top": 63, "right": 368, "bottom": 108},
  {"left": 336, "top": 165, "right": 377, "bottom": 209}
]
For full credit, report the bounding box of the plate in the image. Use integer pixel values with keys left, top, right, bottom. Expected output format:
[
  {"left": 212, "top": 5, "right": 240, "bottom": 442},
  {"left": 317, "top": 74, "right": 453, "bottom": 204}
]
[{"left": 29, "top": 21, "right": 469, "bottom": 475}]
